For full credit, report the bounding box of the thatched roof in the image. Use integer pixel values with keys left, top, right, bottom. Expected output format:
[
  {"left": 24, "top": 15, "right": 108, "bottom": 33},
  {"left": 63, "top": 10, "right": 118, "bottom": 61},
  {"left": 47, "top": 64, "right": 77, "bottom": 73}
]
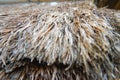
[{"left": 0, "top": 1, "right": 120, "bottom": 80}]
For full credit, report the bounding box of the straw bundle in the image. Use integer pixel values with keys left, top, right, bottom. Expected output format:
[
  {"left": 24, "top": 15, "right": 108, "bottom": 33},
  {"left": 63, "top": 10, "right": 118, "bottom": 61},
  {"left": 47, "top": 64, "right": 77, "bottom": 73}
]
[{"left": 0, "top": 1, "right": 120, "bottom": 80}]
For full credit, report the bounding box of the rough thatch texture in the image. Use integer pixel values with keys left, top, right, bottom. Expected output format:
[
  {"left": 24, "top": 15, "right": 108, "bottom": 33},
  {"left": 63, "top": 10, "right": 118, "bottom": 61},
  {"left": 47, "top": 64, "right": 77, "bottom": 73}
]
[{"left": 0, "top": 1, "right": 120, "bottom": 80}]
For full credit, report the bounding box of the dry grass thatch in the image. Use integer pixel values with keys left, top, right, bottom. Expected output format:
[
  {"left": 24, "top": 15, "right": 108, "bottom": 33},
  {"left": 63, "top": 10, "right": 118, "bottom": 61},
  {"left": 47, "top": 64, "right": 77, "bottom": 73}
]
[{"left": 0, "top": 1, "right": 120, "bottom": 80}]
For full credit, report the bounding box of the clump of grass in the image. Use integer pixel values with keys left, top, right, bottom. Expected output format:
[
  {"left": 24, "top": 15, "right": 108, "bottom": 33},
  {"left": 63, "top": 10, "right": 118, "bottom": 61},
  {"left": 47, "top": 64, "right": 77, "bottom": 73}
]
[{"left": 0, "top": 1, "right": 120, "bottom": 80}]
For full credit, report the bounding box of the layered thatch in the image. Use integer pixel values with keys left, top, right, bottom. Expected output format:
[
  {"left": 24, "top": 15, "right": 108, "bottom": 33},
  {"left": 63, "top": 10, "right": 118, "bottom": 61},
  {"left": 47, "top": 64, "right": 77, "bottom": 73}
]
[{"left": 0, "top": 1, "right": 120, "bottom": 80}]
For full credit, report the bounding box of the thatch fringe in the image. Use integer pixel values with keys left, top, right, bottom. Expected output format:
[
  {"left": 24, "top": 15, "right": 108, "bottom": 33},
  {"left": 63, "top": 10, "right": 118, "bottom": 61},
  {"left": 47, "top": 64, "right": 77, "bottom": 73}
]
[
  {"left": 0, "top": 1, "right": 120, "bottom": 80},
  {"left": 0, "top": 59, "right": 89, "bottom": 80}
]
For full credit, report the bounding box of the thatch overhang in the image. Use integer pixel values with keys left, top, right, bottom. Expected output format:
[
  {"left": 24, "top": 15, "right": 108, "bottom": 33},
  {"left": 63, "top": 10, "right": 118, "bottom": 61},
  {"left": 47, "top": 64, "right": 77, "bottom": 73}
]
[{"left": 0, "top": 1, "right": 120, "bottom": 80}]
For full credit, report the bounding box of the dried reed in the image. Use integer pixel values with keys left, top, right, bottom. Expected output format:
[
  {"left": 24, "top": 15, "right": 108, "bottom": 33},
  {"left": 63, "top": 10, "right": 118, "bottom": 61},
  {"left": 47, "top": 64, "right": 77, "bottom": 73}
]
[{"left": 0, "top": 1, "right": 120, "bottom": 80}]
